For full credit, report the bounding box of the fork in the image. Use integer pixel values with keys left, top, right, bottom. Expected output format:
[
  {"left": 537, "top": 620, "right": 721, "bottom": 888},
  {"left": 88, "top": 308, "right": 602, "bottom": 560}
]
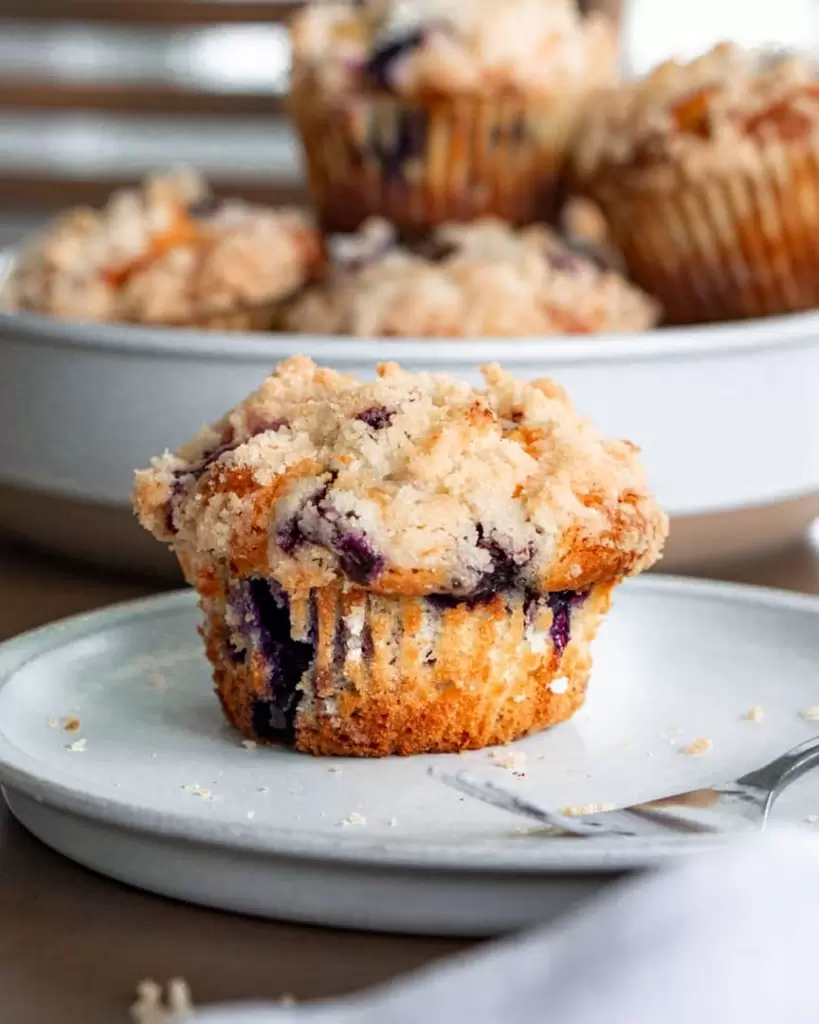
[{"left": 429, "top": 736, "right": 819, "bottom": 839}]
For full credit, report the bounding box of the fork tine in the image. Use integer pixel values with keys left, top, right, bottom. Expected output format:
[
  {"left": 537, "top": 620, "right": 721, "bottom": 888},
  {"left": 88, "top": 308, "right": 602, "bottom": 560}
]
[{"left": 427, "top": 767, "right": 635, "bottom": 838}]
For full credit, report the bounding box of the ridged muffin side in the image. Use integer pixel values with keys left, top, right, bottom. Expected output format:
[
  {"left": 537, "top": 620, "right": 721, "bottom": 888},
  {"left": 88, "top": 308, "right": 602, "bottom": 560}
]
[{"left": 204, "top": 576, "right": 614, "bottom": 756}]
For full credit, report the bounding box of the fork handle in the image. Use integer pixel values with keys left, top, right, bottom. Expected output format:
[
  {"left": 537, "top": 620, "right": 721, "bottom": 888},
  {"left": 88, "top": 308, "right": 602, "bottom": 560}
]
[{"left": 736, "top": 735, "right": 819, "bottom": 795}]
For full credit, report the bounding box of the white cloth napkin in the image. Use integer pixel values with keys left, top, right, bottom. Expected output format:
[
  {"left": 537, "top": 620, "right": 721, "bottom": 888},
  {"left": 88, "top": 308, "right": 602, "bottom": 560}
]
[{"left": 188, "top": 829, "right": 819, "bottom": 1024}]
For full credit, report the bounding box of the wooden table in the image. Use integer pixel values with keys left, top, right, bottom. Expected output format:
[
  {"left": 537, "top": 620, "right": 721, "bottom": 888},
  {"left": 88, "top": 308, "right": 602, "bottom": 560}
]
[{"left": 1, "top": 533, "right": 818, "bottom": 1022}]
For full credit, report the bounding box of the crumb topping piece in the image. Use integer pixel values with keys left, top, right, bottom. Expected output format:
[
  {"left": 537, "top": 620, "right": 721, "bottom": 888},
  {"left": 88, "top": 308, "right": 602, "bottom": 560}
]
[
  {"left": 4, "top": 169, "right": 323, "bottom": 325},
  {"left": 133, "top": 355, "right": 668, "bottom": 599},
  {"left": 284, "top": 218, "right": 658, "bottom": 337},
  {"left": 575, "top": 43, "right": 819, "bottom": 184},
  {"left": 291, "top": 0, "right": 618, "bottom": 98}
]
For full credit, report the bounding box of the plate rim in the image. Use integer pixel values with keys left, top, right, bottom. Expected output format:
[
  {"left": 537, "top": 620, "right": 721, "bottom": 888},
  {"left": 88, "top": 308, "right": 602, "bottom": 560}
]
[
  {"left": 1, "top": 575, "right": 818, "bottom": 875},
  {"left": 3, "top": 250, "right": 819, "bottom": 368}
]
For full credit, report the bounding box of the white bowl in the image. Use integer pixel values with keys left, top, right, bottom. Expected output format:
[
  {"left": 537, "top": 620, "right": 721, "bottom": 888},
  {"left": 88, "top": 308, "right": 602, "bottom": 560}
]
[{"left": 2, "top": 263, "right": 818, "bottom": 575}]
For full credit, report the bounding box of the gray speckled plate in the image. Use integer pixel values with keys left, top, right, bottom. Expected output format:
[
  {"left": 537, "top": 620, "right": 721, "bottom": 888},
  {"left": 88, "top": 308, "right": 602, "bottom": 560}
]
[{"left": 1, "top": 576, "right": 819, "bottom": 935}]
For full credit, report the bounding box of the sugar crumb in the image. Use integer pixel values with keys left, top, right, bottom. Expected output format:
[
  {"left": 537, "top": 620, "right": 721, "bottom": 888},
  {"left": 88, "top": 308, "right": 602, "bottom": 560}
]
[
  {"left": 561, "top": 802, "right": 615, "bottom": 816},
  {"left": 241, "top": 739, "right": 257, "bottom": 750},
  {"left": 513, "top": 694, "right": 528, "bottom": 703},
  {"left": 340, "top": 811, "right": 366, "bottom": 827},
  {"left": 278, "top": 994, "right": 297, "bottom": 1007},
  {"left": 328, "top": 766, "right": 342, "bottom": 774},
  {"left": 65, "top": 738, "right": 87, "bottom": 753},
  {"left": 388, "top": 817, "right": 398, "bottom": 828},
  {"left": 681, "top": 738, "right": 713, "bottom": 757},
  {"left": 548, "top": 677, "right": 568, "bottom": 695},
  {"left": 46, "top": 717, "right": 59, "bottom": 729},
  {"left": 744, "top": 705, "right": 764, "bottom": 723},
  {"left": 805, "top": 814, "right": 819, "bottom": 824},
  {"left": 257, "top": 786, "right": 269, "bottom": 794},
  {"left": 247, "top": 810, "right": 256, "bottom": 820},
  {"left": 801, "top": 706, "right": 819, "bottom": 722}
]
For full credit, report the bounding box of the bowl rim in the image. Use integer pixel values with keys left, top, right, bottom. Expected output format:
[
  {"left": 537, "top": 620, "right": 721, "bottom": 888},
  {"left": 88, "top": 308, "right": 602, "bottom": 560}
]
[{"left": 3, "top": 247, "right": 819, "bottom": 367}]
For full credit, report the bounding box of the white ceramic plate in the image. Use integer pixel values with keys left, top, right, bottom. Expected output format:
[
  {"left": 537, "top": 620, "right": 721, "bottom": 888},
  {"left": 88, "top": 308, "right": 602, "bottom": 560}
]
[
  {"left": 2, "top": 247, "right": 819, "bottom": 575},
  {"left": 1, "top": 576, "right": 819, "bottom": 935}
]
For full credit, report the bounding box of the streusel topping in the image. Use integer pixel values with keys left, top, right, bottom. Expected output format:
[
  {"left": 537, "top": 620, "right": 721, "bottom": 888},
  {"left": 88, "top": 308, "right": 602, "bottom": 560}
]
[
  {"left": 290, "top": 0, "right": 618, "bottom": 98},
  {"left": 283, "top": 218, "right": 658, "bottom": 336},
  {"left": 575, "top": 43, "right": 819, "bottom": 183},
  {"left": 4, "top": 170, "right": 323, "bottom": 325},
  {"left": 134, "top": 356, "right": 667, "bottom": 597}
]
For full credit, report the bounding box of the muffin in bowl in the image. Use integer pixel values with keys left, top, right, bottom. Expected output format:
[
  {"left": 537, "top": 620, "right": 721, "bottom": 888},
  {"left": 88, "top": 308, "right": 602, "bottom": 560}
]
[
  {"left": 283, "top": 217, "right": 659, "bottom": 336},
  {"left": 133, "top": 356, "right": 667, "bottom": 756},
  {"left": 289, "top": 0, "right": 619, "bottom": 236},
  {"left": 4, "top": 170, "right": 324, "bottom": 329},
  {"left": 574, "top": 43, "right": 819, "bottom": 324}
]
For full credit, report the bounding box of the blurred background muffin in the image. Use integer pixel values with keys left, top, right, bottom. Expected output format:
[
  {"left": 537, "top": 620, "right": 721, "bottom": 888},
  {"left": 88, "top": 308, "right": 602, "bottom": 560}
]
[
  {"left": 284, "top": 217, "right": 657, "bottom": 336},
  {"left": 5, "top": 170, "right": 324, "bottom": 329},
  {"left": 289, "top": 0, "right": 619, "bottom": 237},
  {"left": 573, "top": 43, "right": 819, "bottom": 324}
]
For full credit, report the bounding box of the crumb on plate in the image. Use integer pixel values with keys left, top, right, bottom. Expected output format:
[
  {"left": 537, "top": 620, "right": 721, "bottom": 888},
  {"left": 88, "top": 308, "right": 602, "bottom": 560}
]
[
  {"left": 681, "top": 738, "right": 713, "bottom": 757},
  {"left": 340, "top": 811, "right": 366, "bottom": 827}
]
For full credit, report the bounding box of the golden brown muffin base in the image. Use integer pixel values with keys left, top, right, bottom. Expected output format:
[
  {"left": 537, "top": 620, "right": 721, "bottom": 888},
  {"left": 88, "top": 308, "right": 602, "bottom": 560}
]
[
  {"left": 586, "top": 141, "right": 819, "bottom": 325},
  {"left": 291, "top": 88, "right": 582, "bottom": 236},
  {"left": 205, "top": 578, "right": 615, "bottom": 758}
]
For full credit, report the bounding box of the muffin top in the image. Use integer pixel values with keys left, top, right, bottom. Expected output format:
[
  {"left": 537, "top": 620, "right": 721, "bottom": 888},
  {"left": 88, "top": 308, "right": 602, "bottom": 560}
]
[
  {"left": 575, "top": 43, "right": 819, "bottom": 185},
  {"left": 134, "top": 355, "right": 667, "bottom": 598},
  {"left": 290, "top": 0, "right": 619, "bottom": 98},
  {"left": 4, "top": 170, "right": 323, "bottom": 325},
  {"left": 282, "top": 218, "right": 658, "bottom": 337}
]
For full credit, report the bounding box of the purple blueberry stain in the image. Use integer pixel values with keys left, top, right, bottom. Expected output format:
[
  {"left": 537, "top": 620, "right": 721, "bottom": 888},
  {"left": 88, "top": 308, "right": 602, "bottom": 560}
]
[
  {"left": 558, "top": 236, "right": 626, "bottom": 275},
  {"left": 230, "top": 578, "right": 316, "bottom": 743},
  {"left": 357, "top": 405, "right": 395, "bottom": 430},
  {"left": 544, "top": 589, "right": 588, "bottom": 658},
  {"left": 334, "top": 529, "right": 385, "bottom": 585},
  {"left": 368, "top": 107, "right": 428, "bottom": 180},
  {"left": 276, "top": 516, "right": 306, "bottom": 557},
  {"left": 548, "top": 249, "right": 587, "bottom": 274},
  {"left": 365, "top": 28, "right": 426, "bottom": 90},
  {"left": 187, "top": 194, "right": 224, "bottom": 219},
  {"left": 274, "top": 474, "right": 385, "bottom": 586}
]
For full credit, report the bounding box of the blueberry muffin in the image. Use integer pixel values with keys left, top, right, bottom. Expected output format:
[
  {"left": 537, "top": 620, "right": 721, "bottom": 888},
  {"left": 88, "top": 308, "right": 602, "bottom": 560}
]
[
  {"left": 282, "top": 217, "right": 658, "bottom": 336},
  {"left": 574, "top": 44, "right": 819, "bottom": 323},
  {"left": 134, "top": 356, "right": 667, "bottom": 756},
  {"left": 289, "top": 0, "right": 619, "bottom": 236},
  {"left": 4, "top": 170, "right": 324, "bottom": 329}
]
